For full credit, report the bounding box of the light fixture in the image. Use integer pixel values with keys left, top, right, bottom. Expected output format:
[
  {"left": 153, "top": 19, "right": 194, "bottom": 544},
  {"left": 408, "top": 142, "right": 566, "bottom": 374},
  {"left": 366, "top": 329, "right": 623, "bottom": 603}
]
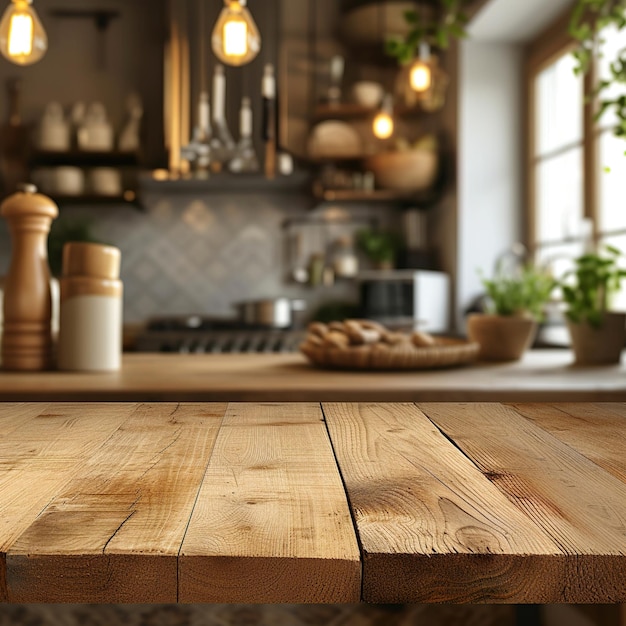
[
  {"left": 211, "top": 0, "right": 260, "bottom": 67},
  {"left": 0, "top": 0, "right": 47, "bottom": 65},
  {"left": 410, "top": 42, "right": 432, "bottom": 93},
  {"left": 372, "top": 93, "right": 394, "bottom": 139}
]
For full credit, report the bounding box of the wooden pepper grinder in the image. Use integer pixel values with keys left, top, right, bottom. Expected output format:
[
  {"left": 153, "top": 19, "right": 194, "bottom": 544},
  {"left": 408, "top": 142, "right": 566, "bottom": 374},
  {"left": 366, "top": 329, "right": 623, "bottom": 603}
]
[{"left": 1, "top": 184, "right": 58, "bottom": 371}]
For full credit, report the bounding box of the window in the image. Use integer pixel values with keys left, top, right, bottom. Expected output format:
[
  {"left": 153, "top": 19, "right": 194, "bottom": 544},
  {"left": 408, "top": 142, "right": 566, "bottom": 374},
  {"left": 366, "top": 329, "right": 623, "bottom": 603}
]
[{"left": 527, "top": 17, "right": 626, "bottom": 304}]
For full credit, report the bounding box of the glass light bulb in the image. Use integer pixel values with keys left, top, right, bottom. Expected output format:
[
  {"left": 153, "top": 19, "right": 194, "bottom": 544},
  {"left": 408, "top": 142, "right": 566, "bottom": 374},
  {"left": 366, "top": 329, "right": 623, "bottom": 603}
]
[
  {"left": 211, "top": 0, "right": 261, "bottom": 67},
  {"left": 410, "top": 60, "right": 432, "bottom": 92},
  {"left": 373, "top": 111, "right": 393, "bottom": 139},
  {"left": 0, "top": 0, "right": 46, "bottom": 65}
]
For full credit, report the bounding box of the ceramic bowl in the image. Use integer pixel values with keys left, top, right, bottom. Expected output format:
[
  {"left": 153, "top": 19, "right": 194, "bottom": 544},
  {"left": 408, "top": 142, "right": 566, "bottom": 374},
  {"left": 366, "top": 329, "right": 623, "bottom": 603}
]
[
  {"left": 352, "top": 81, "right": 384, "bottom": 108},
  {"left": 307, "top": 120, "right": 363, "bottom": 160},
  {"left": 365, "top": 149, "right": 438, "bottom": 192}
]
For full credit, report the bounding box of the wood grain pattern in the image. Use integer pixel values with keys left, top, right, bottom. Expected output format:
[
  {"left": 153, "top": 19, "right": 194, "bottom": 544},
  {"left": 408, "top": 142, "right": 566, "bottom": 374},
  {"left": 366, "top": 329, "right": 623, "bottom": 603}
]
[
  {"left": 1, "top": 402, "right": 626, "bottom": 604},
  {"left": 508, "top": 402, "right": 626, "bottom": 483},
  {"left": 420, "top": 402, "right": 626, "bottom": 603},
  {"left": 7, "top": 403, "right": 226, "bottom": 603},
  {"left": 322, "top": 402, "right": 561, "bottom": 603},
  {"left": 0, "top": 403, "right": 138, "bottom": 602},
  {"left": 0, "top": 403, "right": 49, "bottom": 438},
  {"left": 179, "top": 403, "right": 360, "bottom": 603},
  {"left": 1, "top": 351, "right": 626, "bottom": 403}
]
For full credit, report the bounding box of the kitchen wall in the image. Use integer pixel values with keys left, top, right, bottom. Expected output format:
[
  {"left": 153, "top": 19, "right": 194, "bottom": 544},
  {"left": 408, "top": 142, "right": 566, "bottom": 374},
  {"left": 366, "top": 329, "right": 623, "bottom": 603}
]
[
  {"left": 0, "top": 0, "right": 455, "bottom": 329},
  {"left": 0, "top": 191, "right": 400, "bottom": 323},
  {"left": 456, "top": 38, "right": 524, "bottom": 329},
  {"left": 0, "top": 0, "right": 166, "bottom": 167}
]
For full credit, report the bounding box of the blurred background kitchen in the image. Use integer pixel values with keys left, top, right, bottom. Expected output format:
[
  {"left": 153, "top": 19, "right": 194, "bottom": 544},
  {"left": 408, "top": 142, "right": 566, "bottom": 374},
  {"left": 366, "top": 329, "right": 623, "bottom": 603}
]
[{"left": 0, "top": 0, "right": 616, "bottom": 351}]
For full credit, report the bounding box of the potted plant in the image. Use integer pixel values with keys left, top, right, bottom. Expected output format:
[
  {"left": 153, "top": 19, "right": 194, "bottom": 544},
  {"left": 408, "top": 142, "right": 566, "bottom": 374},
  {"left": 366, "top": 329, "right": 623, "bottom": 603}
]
[
  {"left": 467, "top": 263, "right": 555, "bottom": 361},
  {"left": 561, "top": 245, "right": 626, "bottom": 364},
  {"left": 356, "top": 228, "right": 403, "bottom": 270}
]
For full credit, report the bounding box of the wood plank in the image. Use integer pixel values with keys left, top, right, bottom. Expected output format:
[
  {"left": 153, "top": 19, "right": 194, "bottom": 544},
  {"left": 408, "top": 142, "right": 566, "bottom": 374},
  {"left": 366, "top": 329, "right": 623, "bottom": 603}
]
[
  {"left": 420, "top": 402, "right": 626, "bottom": 603},
  {"left": 7, "top": 403, "right": 226, "bottom": 603},
  {"left": 0, "top": 403, "right": 50, "bottom": 438},
  {"left": 322, "top": 402, "right": 562, "bottom": 604},
  {"left": 179, "top": 402, "right": 360, "bottom": 603},
  {"left": 0, "top": 403, "right": 138, "bottom": 602},
  {"left": 508, "top": 403, "right": 626, "bottom": 483}
]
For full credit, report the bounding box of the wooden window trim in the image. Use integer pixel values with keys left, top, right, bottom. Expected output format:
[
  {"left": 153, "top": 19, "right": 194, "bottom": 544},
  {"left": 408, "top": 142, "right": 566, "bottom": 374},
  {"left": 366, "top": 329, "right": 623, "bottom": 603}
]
[{"left": 524, "top": 6, "right": 599, "bottom": 254}]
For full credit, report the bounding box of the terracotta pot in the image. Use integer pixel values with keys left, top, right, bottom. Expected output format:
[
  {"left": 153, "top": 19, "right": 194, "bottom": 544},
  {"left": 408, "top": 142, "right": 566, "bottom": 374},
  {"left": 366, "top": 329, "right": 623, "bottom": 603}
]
[
  {"left": 466, "top": 313, "right": 537, "bottom": 362},
  {"left": 566, "top": 312, "right": 626, "bottom": 365}
]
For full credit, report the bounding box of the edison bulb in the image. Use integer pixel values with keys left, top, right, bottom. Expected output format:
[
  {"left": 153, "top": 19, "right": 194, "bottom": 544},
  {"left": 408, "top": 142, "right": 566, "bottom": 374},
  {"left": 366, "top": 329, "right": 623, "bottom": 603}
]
[
  {"left": 410, "top": 60, "right": 432, "bottom": 92},
  {"left": 373, "top": 111, "right": 393, "bottom": 139},
  {"left": 0, "top": 0, "right": 46, "bottom": 65},
  {"left": 212, "top": 0, "right": 261, "bottom": 67}
]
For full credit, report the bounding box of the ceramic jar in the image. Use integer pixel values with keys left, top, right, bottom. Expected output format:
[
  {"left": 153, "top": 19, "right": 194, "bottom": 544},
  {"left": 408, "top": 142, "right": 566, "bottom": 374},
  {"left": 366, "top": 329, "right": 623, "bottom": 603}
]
[{"left": 58, "top": 242, "right": 123, "bottom": 371}]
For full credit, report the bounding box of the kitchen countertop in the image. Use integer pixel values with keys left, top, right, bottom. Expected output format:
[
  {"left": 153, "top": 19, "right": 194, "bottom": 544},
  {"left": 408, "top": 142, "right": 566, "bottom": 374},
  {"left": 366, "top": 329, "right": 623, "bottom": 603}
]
[
  {"left": 1, "top": 350, "right": 626, "bottom": 402},
  {"left": 1, "top": 401, "right": 625, "bottom": 603}
]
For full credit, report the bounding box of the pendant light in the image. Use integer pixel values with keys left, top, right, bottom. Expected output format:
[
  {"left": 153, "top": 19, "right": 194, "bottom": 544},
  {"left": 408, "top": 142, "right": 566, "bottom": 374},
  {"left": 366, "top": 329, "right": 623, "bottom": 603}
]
[
  {"left": 0, "top": 0, "right": 47, "bottom": 65},
  {"left": 409, "top": 42, "right": 432, "bottom": 92},
  {"left": 372, "top": 93, "right": 394, "bottom": 140},
  {"left": 211, "top": 0, "right": 260, "bottom": 67}
]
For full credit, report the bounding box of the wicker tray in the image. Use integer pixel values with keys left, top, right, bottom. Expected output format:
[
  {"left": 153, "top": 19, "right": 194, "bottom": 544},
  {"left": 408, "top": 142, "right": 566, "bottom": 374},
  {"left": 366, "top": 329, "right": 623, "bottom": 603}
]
[{"left": 300, "top": 337, "right": 480, "bottom": 371}]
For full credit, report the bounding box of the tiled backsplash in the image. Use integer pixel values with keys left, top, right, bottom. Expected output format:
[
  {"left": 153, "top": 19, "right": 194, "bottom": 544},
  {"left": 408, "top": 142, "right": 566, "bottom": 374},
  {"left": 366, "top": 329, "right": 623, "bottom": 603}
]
[{"left": 0, "top": 190, "right": 399, "bottom": 323}]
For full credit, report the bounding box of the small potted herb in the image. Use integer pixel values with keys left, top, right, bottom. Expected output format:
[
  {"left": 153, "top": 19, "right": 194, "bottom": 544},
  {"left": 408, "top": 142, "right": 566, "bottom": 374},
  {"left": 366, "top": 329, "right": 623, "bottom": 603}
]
[
  {"left": 467, "top": 263, "right": 555, "bottom": 361},
  {"left": 356, "top": 228, "right": 402, "bottom": 270},
  {"left": 561, "top": 245, "right": 626, "bottom": 364}
]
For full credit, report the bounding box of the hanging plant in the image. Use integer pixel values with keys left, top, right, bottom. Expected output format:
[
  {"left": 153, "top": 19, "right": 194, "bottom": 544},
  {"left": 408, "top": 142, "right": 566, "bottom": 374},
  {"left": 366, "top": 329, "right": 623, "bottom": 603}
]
[
  {"left": 384, "top": 0, "right": 469, "bottom": 65},
  {"left": 569, "top": 0, "right": 626, "bottom": 138}
]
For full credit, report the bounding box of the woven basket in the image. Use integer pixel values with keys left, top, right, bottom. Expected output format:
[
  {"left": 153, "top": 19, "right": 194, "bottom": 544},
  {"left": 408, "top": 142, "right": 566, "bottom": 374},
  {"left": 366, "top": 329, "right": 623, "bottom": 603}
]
[{"left": 300, "top": 337, "right": 479, "bottom": 371}]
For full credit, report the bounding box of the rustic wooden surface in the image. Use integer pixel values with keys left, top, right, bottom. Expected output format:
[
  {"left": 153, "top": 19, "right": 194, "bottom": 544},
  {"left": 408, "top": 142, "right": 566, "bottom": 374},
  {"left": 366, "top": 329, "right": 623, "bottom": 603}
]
[
  {"left": 178, "top": 403, "right": 360, "bottom": 603},
  {"left": 2, "top": 350, "right": 626, "bottom": 402},
  {"left": 322, "top": 402, "right": 561, "bottom": 603},
  {"left": 0, "top": 401, "right": 625, "bottom": 603},
  {"left": 7, "top": 403, "right": 226, "bottom": 603}
]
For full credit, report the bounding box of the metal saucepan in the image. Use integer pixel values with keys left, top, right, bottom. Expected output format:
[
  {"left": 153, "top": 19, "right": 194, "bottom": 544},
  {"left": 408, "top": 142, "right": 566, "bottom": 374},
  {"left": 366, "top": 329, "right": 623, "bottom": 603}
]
[{"left": 235, "top": 297, "right": 306, "bottom": 329}]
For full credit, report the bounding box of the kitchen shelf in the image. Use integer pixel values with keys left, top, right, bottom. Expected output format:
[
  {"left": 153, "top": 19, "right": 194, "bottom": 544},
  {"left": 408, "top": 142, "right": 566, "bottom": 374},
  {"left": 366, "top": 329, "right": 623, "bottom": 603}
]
[
  {"left": 313, "top": 103, "right": 427, "bottom": 123},
  {"left": 29, "top": 150, "right": 140, "bottom": 167},
  {"left": 48, "top": 193, "right": 141, "bottom": 209},
  {"left": 138, "top": 170, "right": 313, "bottom": 195},
  {"left": 314, "top": 188, "right": 404, "bottom": 202},
  {"left": 312, "top": 181, "right": 441, "bottom": 206}
]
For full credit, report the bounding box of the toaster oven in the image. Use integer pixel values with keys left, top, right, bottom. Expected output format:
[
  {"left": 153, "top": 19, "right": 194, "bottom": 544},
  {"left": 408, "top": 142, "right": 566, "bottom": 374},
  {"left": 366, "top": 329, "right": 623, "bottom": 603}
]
[{"left": 358, "top": 270, "right": 450, "bottom": 333}]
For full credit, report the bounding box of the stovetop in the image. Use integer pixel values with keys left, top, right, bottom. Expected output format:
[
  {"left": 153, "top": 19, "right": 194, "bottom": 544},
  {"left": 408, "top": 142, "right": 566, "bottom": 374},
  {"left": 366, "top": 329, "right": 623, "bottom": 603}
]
[{"left": 136, "top": 315, "right": 305, "bottom": 354}]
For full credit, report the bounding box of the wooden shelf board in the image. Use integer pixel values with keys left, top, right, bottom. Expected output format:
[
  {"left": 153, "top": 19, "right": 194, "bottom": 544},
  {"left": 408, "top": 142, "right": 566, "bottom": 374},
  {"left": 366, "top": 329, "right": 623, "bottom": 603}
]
[
  {"left": 313, "top": 103, "right": 427, "bottom": 123},
  {"left": 30, "top": 151, "right": 140, "bottom": 167},
  {"left": 314, "top": 187, "right": 438, "bottom": 205},
  {"left": 138, "top": 171, "right": 313, "bottom": 195},
  {"left": 50, "top": 193, "right": 140, "bottom": 208}
]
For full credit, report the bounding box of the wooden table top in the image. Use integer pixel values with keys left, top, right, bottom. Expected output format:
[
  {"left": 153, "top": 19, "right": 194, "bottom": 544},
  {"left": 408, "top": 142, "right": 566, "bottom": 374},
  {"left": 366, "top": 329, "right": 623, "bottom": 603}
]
[
  {"left": 2, "top": 350, "right": 626, "bottom": 402},
  {"left": 0, "top": 401, "right": 625, "bottom": 604}
]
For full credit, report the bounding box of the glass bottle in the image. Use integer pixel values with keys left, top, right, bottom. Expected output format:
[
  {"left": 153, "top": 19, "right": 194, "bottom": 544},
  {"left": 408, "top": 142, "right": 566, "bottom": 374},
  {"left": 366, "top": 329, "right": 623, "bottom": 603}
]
[{"left": 229, "top": 96, "right": 259, "bottom": 173}]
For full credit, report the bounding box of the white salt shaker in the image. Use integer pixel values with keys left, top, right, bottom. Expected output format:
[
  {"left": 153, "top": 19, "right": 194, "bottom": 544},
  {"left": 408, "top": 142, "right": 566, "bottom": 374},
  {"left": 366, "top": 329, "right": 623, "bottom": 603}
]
[{"left": 58, "top": 242, "right": 123, "bottom": 371}]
